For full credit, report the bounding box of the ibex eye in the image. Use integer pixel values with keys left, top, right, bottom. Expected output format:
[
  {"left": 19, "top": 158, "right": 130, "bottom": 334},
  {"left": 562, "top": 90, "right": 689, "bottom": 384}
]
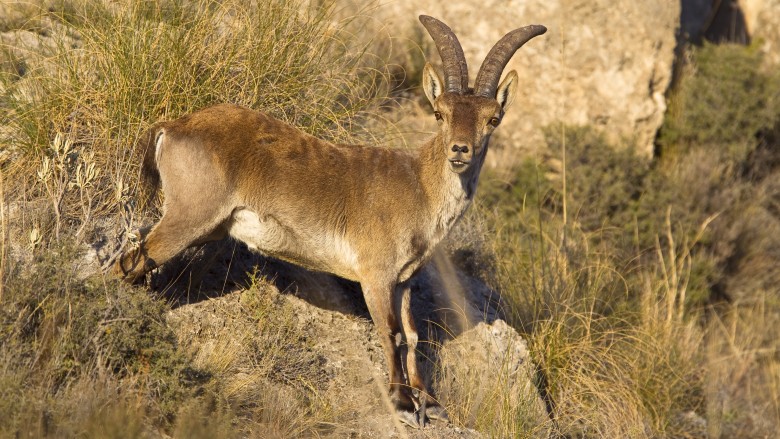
[
  {"left": 489, "top": 117, "right": 500, "bottom": 127},
  {"left": 434, "top": 111, "right": 442, "bottom": 121}
]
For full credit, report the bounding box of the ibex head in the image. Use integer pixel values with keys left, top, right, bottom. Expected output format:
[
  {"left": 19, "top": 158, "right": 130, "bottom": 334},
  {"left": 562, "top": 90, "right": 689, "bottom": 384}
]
[{"left": 419, "top": 15, "right": 546, "bottom": 174}]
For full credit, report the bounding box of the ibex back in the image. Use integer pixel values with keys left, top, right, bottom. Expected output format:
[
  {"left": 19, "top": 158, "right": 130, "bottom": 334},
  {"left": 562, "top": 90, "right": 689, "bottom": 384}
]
[{"left": 114, "top": 15, "right": 546, "bottom": 427}]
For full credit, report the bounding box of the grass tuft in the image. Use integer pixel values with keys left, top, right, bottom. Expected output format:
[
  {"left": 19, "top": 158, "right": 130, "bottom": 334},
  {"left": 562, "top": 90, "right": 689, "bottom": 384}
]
[{"left": 2, "top": 2, "right": 779, "bottom": 437}]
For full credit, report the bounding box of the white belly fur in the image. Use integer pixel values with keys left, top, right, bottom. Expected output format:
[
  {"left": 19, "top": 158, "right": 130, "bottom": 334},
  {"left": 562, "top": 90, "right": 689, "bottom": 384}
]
[{"left": 227, "top": 207, "right": 359, "bottom": 280}]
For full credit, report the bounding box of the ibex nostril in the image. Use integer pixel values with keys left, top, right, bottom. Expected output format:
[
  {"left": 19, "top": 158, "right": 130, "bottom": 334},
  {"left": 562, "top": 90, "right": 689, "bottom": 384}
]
[{"left": 451, "top": 144, "right": 469, "bottom": 154}]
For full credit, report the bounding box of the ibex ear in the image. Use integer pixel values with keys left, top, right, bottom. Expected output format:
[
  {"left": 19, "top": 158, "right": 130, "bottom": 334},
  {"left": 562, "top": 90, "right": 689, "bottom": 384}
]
[
  {"left": 496, "top": 70, "right": 519, "bottom": 111},
  {"left": 422, "top": 63, "right": 443, "bottom": 106}
]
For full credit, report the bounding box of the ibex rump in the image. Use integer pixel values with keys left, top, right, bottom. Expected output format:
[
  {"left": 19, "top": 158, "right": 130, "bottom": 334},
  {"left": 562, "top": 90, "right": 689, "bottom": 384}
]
[{"left": 114, "top": 15, "right": 546, "bottom": 427}]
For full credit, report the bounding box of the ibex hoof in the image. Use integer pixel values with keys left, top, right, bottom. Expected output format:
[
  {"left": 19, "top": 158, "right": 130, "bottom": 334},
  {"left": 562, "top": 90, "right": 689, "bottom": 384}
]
[
  {"left": 397, "top": 409, "right": 423, "bottom": 429},
  {"left": 425, "top": 404, "right": 449, "bottom": 422},
  {"left": 396, "top": 405, "right": 448, "bottom": 428}
]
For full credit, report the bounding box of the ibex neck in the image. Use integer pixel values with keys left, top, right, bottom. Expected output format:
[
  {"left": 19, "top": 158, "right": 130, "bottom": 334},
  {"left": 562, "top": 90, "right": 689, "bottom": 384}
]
[{"left": 417, "top": 134, "right": 483, "bottom": 231}]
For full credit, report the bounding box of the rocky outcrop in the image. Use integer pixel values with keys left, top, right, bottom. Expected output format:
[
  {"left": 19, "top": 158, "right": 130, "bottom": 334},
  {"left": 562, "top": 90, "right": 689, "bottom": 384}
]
[
  {"left": 155, "top": 236, "right": 541, "bottom": 437},
  {"left": 741, "top": 0, "right": 780, "bottom": 64},
  {"left": 438, "top": 320, "right": 550, "bottom": 437},
  {"left": 680, "top": 0, "right": 780, "bottom": 65},
  {"left": 166, "top": 280, "right": 499, "bottom": 438},
  {"left": 372, "top": 0, "right": 680, "bottom": 159}
]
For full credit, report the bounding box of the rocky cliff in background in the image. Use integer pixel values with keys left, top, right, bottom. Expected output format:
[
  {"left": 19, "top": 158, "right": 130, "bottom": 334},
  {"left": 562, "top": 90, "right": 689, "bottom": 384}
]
[
  {"left": 376, "top": 0, "right": 680, "bottom": 159},
  {"left": 682, "top": 0, "right": 780, "bottom": 65},
  {"left": 742, "top": 0, "right": 780, "bottom": 64}
]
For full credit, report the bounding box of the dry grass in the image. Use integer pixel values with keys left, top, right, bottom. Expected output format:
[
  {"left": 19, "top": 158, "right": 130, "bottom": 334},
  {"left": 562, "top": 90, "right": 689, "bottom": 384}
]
[
  {"left": 1, "top": 0, "right": 389, "bottom": 436},
  {"left": 477, "top": 201, "right": 708, "bottom": 437},
  {"left": 169, "top": 274, "right": 339, "bottom": 437},
  {"left": 1, "top": 0, "right": 390, "bottom": 252},
  {"left": 2, "top": 2, "right": 779, "bottom": 438},
  {"left": 704, "top": 300, "right": 780, "bottom": 438},
  {"left": 459, "top": 86, "right": 779, "bottom": 435}
]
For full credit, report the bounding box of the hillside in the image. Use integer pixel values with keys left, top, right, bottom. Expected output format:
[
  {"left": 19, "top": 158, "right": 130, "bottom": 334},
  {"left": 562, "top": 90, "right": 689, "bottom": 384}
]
[{"left": 2, "top": 1, "right": 780, "bottom": 438}]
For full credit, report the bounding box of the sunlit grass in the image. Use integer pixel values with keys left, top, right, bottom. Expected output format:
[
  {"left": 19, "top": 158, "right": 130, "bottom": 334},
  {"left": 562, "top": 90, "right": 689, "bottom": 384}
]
[
  {"left": 0, "top": 0, "right": 389, "bottom": 436},
  {"left": 1, "top": 1, "right": 779, "bottom": 437}
]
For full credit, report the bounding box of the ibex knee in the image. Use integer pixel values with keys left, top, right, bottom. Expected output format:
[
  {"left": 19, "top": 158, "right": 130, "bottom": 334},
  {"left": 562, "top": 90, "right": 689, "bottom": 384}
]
[{"left": 405, "top": 331, "right": 419, "bottom": 349}]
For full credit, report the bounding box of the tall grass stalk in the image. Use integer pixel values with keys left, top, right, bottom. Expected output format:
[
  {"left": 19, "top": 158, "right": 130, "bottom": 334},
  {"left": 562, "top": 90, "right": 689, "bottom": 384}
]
[
  {"left": 0, "top": 169, "right": 5, "bottom": 302},
  {"left": 2, "top": 0, "right": 389, "bottom": 248},
  {"left": 471, "top": 158, "right": 710, "bottom": 436}
]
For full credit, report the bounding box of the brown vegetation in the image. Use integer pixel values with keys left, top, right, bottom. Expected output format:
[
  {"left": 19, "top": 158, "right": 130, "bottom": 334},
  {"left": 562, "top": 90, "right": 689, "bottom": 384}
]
[{"left": 1, "top": 1, "right": 779, "bottom": 437}]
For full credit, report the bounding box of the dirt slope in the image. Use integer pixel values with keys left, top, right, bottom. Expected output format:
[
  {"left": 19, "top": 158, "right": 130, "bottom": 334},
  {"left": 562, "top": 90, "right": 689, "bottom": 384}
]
[
  {"left": 162, "top": 244, "right": 547, "bottom": 438},
  {"left": 166, "top": 280, "right": 483, "bottom": 437}
]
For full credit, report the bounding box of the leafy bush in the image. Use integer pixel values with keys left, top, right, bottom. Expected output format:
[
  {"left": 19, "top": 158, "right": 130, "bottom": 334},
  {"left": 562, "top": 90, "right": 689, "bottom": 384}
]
[
  {"left": 0, "top": 242, "right": 208, "bottom": 435},
  {"left": 659, "top": 43, "right": 780, "bottom": 162}
]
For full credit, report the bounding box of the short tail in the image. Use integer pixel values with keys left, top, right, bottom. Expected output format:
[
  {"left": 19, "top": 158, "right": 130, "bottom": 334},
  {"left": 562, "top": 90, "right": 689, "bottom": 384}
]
[{"left": 137, "top": 124, "right": 164, "bottom": 210}]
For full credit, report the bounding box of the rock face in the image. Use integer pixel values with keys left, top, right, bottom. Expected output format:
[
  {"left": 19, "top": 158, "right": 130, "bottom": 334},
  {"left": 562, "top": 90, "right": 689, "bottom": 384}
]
[
  {"left": 741, "top": 0, "right": 780, "bottom": 64},
  {"left": 2, "top": 1, "right": 680, "bottom": 161},
  {"left": 438, "top": 320, "right": 550, "bottom": 436},
  {"left": 373, "top": 0, "right": 680, "bottom": 159},
  {"left": 679, "top": 0, "right": 780, "bottom": 62}
]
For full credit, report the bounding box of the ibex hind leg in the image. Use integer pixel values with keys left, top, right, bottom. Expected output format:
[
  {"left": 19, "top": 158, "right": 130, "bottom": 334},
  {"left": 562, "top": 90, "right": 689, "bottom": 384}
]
[{"left": 113, "top": 203, "right": 231, "bottom": 283}]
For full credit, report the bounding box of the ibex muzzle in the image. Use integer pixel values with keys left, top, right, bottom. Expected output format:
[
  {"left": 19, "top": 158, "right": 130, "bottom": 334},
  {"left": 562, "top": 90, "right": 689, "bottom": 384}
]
[{"left": 113, "top": 15, "right": 545, "bottom": 428}]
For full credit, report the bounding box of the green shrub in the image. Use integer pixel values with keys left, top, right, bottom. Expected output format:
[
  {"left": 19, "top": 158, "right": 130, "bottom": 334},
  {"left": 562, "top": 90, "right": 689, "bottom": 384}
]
[
  {"left": 545, "top": 126, "right": 648, "bottom": 245},
  {"left": 0, "top": 242, "right": 209, "bottom": 435},
  {"left": 647, "top": 42, "right": 780, "bottom": 308},
  {"left": 474, "top": 159, "right": 706, "bottom": 437},
  {"left": 659, "top": 43, "right": 780, "bottom": 162}
]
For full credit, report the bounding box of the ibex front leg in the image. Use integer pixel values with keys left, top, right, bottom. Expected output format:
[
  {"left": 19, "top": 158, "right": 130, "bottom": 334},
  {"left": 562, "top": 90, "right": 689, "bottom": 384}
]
[
  {"left": 396, "top": 281, "right": 448, "bottom": 427},
  {"left": 363, "top": 279, "right": 445, "bottom": 428},
  {"left": 361, "top": 281, "right": 407, "bottom": 409}
]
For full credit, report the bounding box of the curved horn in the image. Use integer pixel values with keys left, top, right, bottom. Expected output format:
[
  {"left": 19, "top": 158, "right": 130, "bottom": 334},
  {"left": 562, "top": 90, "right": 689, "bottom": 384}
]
[
  {"left": 473, "top": 25, "right": 547, "bottom": 98},
  {"left": 419, "top": 15, "right": 469, "bottom": 94}
]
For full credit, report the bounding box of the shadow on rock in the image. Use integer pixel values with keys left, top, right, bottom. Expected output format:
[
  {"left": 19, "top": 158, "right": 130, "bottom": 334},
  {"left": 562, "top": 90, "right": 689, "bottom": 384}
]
[
  {"left": 116, "top": 236, "right": 550, "bottom": 434},
  {"left": 140, "top": 239, "right": 504, "bottom": 337},
  {"left": 142, "top": 240, "right": 366, "bottom": 315}
]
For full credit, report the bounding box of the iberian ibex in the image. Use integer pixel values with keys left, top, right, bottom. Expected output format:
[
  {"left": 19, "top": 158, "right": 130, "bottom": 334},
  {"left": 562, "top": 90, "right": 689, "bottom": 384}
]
[{"left": 114, "top": 15, "right": 546, "bottom": 427}]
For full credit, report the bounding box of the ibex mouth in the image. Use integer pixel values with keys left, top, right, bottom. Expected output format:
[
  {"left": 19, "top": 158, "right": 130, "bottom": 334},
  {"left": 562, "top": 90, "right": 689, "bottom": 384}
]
[{"left": 448, "top": 158, "right": 470, "bottom": 172}]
